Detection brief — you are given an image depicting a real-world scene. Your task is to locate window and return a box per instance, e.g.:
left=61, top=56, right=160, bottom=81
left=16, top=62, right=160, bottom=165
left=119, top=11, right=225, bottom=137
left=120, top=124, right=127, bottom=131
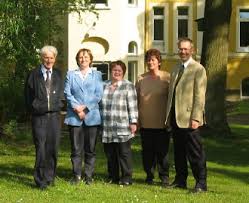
left=128, top=61, right=138, bottom=84
left=92, top=63, right=109, bottom=81
left=177, top=7, right=189, bottom=38
left=237, top=8, right=249, bottom=52
left=128, top=41, right=138, bottom=55
left=128, top=0, right=137, bottom=6
left=90, top=0, right=108, bottom=9
left=90, top=0, right=107, bottom=3
left=173, top=3, right=192, bottom=53
left=153, top=7, right=164, bottom=41
left=150, top=3, right=168, bottom=52
left=241, top=77, right=249, bottom=99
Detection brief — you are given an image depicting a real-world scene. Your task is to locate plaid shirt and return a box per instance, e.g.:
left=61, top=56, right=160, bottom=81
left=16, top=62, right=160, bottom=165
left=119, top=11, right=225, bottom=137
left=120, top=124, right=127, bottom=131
left=101, top=80, right=138, bottom=143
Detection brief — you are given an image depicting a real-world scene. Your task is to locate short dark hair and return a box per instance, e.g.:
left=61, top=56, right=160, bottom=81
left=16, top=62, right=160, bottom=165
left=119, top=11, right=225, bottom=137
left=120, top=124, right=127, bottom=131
left=109, top=60, right=126, bottom=75
left=75, top=48, right=93, bottom=67
left=177, top=37, right=194, bottom=49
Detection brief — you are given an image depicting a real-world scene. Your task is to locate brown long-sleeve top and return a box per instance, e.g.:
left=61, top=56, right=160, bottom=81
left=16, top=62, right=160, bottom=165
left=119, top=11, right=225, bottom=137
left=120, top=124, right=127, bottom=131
left=136, top=70, right=170, bottom=129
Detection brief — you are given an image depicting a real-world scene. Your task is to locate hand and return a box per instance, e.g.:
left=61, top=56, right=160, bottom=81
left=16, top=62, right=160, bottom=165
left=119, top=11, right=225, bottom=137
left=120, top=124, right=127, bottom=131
left=190, top=120, right=199, bottom=129
left=74, top=105, right=86, bottom=113
left=78, top=111, right=86, bottom=120
left=129, top=124, right=137, bottom=135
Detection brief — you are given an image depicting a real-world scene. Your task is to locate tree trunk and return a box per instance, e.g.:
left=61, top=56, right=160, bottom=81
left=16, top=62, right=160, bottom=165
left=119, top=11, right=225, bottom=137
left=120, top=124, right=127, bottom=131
left=201, top=0, right=232, bottom=136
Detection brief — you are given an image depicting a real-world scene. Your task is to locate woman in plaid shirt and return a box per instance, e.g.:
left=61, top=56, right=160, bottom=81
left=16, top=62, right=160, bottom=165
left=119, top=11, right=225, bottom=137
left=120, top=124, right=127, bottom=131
left=101, top=60, right=138, bottom=186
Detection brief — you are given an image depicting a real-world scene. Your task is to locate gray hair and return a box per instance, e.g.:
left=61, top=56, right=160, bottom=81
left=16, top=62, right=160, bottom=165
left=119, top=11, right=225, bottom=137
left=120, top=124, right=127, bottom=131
left=40, top=45, right=58, bottom=57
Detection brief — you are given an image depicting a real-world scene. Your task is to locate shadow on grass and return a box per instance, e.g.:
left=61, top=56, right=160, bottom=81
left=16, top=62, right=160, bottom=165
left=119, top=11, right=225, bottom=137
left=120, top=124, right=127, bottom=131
left=208, top=167, right=249, bottom=185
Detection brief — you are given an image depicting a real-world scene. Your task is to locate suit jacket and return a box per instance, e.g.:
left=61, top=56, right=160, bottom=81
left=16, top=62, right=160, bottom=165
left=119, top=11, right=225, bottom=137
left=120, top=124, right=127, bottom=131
left=64, top=69, right=103, bottom=126
left=25, top=65, right=64, bottom=115
left=165, top=59, right=207, bottom=128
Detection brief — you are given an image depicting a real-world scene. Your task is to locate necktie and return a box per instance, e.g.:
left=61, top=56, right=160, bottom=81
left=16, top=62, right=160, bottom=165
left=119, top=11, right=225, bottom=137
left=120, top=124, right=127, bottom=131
left=45, top=70, right=51, bottom=93
left=175, top=65, right=184, bottom=87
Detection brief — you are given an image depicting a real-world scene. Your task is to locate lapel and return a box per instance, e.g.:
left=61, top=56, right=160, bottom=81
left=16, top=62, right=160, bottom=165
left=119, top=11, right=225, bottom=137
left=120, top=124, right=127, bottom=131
left=172, top=64, right=183, bottom=88
left=37, top=65, right=47, bottom=95
left=74, top=70, right=94, bottom=93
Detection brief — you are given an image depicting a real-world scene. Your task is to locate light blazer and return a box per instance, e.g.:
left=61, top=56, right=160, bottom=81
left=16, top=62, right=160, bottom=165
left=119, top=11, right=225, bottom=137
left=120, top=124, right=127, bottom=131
left=64, top=69, right=103, bottom=126
left=165, top=59, right=207, bottom=128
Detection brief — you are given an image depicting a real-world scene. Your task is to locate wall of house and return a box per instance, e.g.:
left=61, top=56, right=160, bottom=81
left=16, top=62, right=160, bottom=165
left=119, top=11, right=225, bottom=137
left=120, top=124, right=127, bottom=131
left=66, top=0, right=146, bottom=81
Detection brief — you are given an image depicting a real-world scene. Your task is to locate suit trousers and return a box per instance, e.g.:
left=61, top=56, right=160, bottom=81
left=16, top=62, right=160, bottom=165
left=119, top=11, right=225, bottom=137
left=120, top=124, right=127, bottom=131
left=140, top=128, right=170, bottom=181
left=103, top=140, right=132, bottom=183
left=68, top=123, right=98, bottom=179
left=172, top=127, right=207, bottom=187
left=31, top=112, right=61, bottom=187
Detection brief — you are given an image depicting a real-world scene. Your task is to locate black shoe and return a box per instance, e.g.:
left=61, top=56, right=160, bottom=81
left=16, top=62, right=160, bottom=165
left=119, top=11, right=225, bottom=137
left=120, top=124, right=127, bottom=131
left=161, top=179, right=169, bottom=187
left=39, top=184, right=47, bottom=190
left=85, top=177, right=93, bottom=185
left=70, top=175, right=81, bottom=185
left=194, top=187, right=207, bottom=193
left=145, top=178, right=154, bottom=185
left=119, top=181, right=132, bottom=186
left=169, top=181, right=187, bottom=189
left=194, top=183, right=207, bottom=193
left=47, top=180, right=55, bottom=187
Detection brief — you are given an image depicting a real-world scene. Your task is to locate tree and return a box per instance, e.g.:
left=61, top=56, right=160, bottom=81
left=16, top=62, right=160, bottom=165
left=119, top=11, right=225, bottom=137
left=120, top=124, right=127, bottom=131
left=0, top=0, right=96, bottom=122
left=200, top=0, right=232, bottom=136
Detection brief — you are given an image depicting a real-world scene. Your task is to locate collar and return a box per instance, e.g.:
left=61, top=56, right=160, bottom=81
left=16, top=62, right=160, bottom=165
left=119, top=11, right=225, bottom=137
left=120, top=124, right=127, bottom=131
left=106, top=80, right=123, bottom=87
left=182, top=57, right=193, bottom=69
left=75, top=67, right=92, bottom=75
left=41, top=64, right=53, bottom=74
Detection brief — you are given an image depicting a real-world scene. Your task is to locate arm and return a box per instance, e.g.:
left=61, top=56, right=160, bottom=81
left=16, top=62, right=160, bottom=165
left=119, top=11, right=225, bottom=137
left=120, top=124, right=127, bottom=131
left=191, top=67, right=207, bottom=128
left=127, top=83, right=138, bottom=133
left=64, top=71, right=81, bottom=109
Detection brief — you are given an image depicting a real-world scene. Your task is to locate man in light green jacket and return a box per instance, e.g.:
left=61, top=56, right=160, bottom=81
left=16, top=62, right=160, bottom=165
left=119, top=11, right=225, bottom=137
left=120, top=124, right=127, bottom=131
left=165, top=37, right=207, bottom=193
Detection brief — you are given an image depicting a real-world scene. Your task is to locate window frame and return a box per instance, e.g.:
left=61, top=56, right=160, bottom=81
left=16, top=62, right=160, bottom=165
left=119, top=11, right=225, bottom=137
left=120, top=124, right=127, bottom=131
left=149, top=3, right=169, bottom=53
left=128, top=41, right=138, bottom=56
left=173, top=2, right=193, bottom=53
left=236, top=7, right=249, bottom=52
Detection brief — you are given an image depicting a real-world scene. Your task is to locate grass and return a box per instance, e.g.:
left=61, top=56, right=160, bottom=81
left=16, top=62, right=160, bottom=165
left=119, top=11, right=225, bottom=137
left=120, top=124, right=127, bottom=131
left=1, top=105, right=249, bottom=202
left=0, top=128, right=249, bottom=203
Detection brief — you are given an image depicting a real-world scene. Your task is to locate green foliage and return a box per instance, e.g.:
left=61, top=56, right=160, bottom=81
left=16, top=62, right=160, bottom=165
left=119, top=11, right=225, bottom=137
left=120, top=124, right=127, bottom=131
left=0, top=0, right=97, bottom=123
left=2, top=120, right=18, bottom=139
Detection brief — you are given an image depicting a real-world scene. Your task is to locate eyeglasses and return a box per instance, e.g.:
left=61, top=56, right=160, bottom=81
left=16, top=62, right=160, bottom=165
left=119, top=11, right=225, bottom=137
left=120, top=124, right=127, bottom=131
left=178, top=48, right=192, bottom=52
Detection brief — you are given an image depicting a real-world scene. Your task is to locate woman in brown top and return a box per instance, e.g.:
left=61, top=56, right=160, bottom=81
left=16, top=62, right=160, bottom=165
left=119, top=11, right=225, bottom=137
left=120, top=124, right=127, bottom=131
left=136, top=48, right=170, bottom=186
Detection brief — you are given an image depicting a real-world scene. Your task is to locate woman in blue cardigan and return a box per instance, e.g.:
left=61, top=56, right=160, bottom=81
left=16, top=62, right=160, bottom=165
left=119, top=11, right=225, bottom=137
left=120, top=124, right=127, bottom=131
left=64, top=48, right=103, bottom=185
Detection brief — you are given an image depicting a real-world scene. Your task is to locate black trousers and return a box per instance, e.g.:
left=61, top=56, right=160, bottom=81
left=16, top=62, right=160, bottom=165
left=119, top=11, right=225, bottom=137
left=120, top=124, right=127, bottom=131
left=31, top=112, right=61, bottom=187
left=172, top=127, right=207, bottom=187
left=140, top=128, right=170, bottom=181
left=68, top=124, right=98, bottom=179
left=103, top=141, right=132, bottom=183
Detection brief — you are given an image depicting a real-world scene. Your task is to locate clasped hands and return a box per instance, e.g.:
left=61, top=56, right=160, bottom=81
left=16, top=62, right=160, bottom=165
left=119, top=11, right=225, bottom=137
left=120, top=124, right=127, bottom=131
left=74, top=105, right=86, bottom=120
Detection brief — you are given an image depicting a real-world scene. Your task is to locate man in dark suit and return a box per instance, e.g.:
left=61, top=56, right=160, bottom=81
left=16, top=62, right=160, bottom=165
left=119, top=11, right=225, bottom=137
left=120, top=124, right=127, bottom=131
left=25, top=45, right=64, bottom=190
left=165, top=37, right=207, bottom=192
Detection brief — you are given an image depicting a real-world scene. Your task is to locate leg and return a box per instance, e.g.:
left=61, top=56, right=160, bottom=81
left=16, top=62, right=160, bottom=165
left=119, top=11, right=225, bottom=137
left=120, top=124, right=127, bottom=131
left=69, top=125, right=84, bottom=177
left=103, top=143, right=120, bottom=183
left=172, top=128, right=188, bottom=187
left=32, top=115, right=48, bottom=188
left=186, top=128, right=207, bottom=191
left=45, top=113, right=61, bottom=184
left=155, top=129, right=170, bottom=185
left=83, top=125, right=98, bottom=182
left=140, top=128, right=156, bottom=182
left=119, top=140, right=133, bottom=184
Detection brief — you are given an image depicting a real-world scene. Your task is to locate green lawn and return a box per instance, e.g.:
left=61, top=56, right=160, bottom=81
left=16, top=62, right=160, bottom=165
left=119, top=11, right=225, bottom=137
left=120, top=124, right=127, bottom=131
left=0, top=123, right=249, bottom=203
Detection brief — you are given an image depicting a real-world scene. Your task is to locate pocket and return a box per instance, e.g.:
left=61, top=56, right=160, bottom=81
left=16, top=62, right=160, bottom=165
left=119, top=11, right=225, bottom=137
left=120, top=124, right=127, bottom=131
left=187, top=107, right=192, bottom=112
